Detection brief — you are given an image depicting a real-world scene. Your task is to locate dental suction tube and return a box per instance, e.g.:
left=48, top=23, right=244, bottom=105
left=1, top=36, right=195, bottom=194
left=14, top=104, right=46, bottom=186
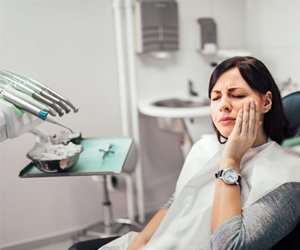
left=2, top=70, right=78, bottom=113
left=0, top=88, right=73, bottom=133
left=0, top=74, right=64, bottom=116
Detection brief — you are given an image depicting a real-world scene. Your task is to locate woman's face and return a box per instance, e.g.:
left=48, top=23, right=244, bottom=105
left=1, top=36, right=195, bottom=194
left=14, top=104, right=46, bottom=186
left=210, top=67, right=265, bottom=138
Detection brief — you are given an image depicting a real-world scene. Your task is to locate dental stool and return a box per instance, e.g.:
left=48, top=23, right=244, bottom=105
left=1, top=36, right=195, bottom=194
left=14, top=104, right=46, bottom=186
left=74, top=143, right=142, bottom=241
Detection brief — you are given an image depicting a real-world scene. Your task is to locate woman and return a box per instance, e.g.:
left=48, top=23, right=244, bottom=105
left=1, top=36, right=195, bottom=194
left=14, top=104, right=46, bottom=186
left=103, top=57, right=300, bottom=250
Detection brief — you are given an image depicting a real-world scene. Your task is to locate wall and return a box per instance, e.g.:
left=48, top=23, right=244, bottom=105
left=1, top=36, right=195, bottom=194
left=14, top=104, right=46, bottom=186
left=136, top=0, right=247, bottom=100
left=245, top=0, right=300, bottom=90
left=0, top=0, right=124, bottom=247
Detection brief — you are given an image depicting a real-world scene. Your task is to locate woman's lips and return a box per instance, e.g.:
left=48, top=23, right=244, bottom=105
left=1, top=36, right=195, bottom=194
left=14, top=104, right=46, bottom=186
left=219, top=117, right=236, bottom=125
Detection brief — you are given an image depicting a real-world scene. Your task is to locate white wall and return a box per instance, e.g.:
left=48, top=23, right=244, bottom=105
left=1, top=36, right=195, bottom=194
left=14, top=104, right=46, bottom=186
left=136, top=0, right=246, bottom=100
left=245, top=0, right=300, bottom=89
left=0, top=0, right=125, bottom=247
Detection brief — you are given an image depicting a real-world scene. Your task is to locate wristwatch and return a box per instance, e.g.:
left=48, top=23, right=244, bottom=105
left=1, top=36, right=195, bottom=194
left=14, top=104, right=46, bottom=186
left=215, top=168, right=241, bottom=185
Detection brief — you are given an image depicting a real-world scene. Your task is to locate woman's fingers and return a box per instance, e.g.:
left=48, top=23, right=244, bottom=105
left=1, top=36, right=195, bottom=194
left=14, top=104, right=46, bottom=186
left=231, top=108, right=243, bottom=135
left=249, top=101, right=257, bottom=136
left=241, top=100, right=250, bottom=136
left=239, top=100, right=259, bottom=137
left=252, top=102, right=260, bottom=136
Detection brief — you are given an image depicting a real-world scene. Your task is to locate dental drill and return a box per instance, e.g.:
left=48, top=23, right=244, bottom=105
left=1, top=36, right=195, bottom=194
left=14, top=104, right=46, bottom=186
left=1, top=69, right=79, bottom=113
left=0, top=87, right=73, bottom=133
left=0, top=73, right=64, bottom=116
left=0, top=70, right=71, bottom=113
left=0, top=80, right=57, bottom=116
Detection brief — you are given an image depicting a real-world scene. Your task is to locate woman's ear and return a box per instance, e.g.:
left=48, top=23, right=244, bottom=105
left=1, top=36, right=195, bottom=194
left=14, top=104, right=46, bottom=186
left=263, top=91, right=272, bottom=113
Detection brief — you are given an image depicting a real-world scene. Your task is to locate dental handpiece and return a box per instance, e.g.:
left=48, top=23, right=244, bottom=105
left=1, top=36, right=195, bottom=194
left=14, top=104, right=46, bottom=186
left=2, top=69, right=78, bottom=113
left=0, top=88, right=73, bottom=133
left=0, top=74, right=64, bottom=116
left=0, top=82, right=57, bottom=116
left=0, top=70, right=70, bottom=113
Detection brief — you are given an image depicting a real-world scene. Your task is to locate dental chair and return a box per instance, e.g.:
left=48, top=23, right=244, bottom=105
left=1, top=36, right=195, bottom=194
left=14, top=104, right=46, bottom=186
left=68, top=91, right=300, bottom=250
left=271, top=91, right=300, bottom=249
left=282, top=91, right=300, bottom=137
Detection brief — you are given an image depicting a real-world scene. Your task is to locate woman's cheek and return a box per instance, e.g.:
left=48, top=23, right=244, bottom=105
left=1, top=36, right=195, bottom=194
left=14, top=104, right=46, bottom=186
left=231, top=99, right=245, bottom=112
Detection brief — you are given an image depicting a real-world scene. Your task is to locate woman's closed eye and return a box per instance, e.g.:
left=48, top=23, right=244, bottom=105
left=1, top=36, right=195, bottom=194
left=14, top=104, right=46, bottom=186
left=211, top=94, right=246, bottom=101
left=231, top=94, right=246, bottom=99
left=211, top=96, right=220, bottom=101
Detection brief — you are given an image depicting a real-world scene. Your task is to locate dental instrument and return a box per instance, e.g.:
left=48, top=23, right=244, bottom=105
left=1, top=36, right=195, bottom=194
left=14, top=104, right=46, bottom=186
left=0, top=87, right=73, bottom=133
left=0, top=70, right=71, bottom=113
left=1, top=69, right=78, bottom=113
left=0, top=73, right=64, bottom=116
left=0, top=80, right=57, bottom=116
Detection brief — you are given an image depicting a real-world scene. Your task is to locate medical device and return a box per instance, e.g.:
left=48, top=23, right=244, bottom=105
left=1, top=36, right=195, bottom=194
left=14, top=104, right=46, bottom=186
left=0, top=70, right=77, bottom=142
left=0, top=81, right=57, bottom=116
left=1, top=69, right=78, bottom=113
left=0, top=72, right=64, bottom=116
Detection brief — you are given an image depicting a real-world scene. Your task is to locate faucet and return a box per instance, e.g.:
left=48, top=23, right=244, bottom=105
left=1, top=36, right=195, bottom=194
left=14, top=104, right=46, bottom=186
left=188, top=80, right=199, bottom=97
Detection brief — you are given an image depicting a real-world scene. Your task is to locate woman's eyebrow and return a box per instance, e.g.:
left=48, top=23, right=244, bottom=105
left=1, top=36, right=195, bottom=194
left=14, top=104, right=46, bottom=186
left=212, top=87, right=245, bottom=93
left=228, top=87, right=245, bottom=92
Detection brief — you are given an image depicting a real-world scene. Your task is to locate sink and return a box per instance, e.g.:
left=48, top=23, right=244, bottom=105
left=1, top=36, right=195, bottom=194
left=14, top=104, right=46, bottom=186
left=152, top=98, right=209, bottom=108
left=138, top=96, right=211, bottom=119
left=138, top=96, right=211, bottom=134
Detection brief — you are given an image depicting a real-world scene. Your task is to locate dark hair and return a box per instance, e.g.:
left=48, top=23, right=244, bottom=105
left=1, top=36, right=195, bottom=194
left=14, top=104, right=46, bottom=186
left=208, top=56, right=291, bottom=144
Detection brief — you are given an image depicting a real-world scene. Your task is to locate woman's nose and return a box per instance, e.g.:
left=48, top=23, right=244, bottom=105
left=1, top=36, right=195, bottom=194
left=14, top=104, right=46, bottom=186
left=219, top=97, right=232, bottom=112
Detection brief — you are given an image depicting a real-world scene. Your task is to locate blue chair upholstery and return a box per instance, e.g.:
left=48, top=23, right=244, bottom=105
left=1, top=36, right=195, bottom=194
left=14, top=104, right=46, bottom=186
left=282, top=91, right=300, bottom=137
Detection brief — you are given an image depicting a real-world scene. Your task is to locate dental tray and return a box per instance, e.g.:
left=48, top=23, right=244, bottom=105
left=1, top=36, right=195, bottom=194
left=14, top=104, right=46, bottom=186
left=19, top=137, right=133, bottom=178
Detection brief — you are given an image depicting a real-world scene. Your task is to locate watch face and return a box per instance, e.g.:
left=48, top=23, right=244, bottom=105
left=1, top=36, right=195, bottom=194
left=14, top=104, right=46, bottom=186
left=222, top=168, right=239, bottom=184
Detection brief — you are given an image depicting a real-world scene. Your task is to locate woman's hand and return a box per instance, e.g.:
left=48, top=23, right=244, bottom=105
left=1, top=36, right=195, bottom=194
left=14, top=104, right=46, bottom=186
left=127, top=234, right=146, bottom=250
left=222, top=100, right=261, bottom=167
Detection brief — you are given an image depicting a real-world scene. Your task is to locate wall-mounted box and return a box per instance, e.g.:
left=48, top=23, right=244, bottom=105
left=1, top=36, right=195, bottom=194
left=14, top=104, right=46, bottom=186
left=197, top=17, right=218, bottom=54
left=135, top=0, right=179, bottom=54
